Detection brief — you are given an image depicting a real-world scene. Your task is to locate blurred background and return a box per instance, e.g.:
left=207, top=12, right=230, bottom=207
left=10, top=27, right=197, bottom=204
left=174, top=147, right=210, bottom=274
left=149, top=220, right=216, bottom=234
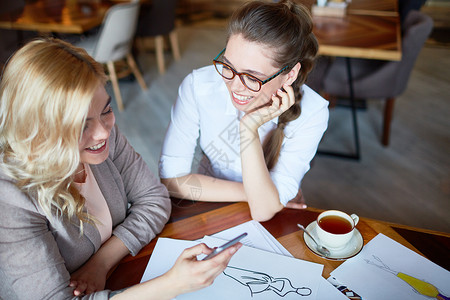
left=0, top=0, right=449, bottom=233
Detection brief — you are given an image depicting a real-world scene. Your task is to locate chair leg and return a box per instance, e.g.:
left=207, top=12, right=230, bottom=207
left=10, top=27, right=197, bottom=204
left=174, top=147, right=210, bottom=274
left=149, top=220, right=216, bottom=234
left=126, top=53, right=148, bottom=91
left=106, top=61, right=124, bottom=112
left=134, top=37, right=143, bottom=52
left=155, top=35, right=165, bottom=74
left=169, top=30, right=181, bottom=61
left=382, top=97, right=395, bottom=146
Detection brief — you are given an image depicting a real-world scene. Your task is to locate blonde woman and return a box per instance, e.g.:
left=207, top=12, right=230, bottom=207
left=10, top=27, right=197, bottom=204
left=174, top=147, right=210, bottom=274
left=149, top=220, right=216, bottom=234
left=0, top=38, right=240, bottom=299
left=159, top=0, right=329, bottom=221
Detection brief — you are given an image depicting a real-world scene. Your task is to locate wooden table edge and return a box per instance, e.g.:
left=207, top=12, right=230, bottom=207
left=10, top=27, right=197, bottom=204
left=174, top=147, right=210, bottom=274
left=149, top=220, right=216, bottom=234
left=106, top=202, right=450, bottom=289
left=319, top=45, right=402, bottom=61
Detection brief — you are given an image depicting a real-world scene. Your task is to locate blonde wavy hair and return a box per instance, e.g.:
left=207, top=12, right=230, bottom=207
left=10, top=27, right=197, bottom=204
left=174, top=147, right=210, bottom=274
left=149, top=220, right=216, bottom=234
left=0, top=38, right=107, bottom=227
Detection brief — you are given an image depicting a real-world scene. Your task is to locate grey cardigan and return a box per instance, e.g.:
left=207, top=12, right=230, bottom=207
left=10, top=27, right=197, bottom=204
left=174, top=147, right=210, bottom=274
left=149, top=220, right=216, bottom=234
left=0, top=125, right=171, bottom=299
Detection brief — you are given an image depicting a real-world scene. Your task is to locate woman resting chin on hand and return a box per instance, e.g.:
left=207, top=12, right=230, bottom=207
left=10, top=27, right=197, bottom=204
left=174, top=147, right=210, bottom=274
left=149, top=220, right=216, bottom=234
left=159, top=0, right=329, bottom=221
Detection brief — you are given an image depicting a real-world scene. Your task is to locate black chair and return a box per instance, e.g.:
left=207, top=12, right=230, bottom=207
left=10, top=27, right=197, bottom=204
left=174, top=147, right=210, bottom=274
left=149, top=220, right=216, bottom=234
left=135, top=0, right=180, bottom=74
left=0, top=0, right=25, bottom=16
left=0, top=0, right=27, bottom=63
left=398, top=0, right=427, bottom=24
left=319, top=10, right=433, bottom=146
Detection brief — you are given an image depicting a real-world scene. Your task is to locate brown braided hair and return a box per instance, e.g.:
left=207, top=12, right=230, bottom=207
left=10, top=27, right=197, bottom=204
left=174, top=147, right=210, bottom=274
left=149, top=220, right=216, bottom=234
left=227, top=0, right=318, bottom=170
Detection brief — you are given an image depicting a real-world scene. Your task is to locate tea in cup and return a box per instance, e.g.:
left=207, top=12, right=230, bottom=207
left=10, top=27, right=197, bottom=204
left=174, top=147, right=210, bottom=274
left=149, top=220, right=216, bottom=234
left=316, top=210, right=359, bottom=249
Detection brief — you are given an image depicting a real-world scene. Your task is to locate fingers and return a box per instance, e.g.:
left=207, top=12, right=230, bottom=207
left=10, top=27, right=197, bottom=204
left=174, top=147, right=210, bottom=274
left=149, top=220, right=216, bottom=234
left=283, top=84, right=295, bottom=103
left=71, top=281, right=87, bottom=296
left=70, top=279, right=101, bottom=296
left=198, top=243, right=242, bottom=283
left=167, top=242, right=242, bottom=295
left=209, top=242, right=241, bottom=260
left=181, top=242, right=240, bottom=264
left=270, top=84, right=295, bottom=113
left=242, top=84, right=295, bottom=129
left=206, top=243, right=242, bottom=269
left=71, top=280, right=100, bottom=296
left=276, top=84, right=295, bottom=110
left=181, top=243, right=213, bottom=259
left=285, top=201, right=308, bottom=209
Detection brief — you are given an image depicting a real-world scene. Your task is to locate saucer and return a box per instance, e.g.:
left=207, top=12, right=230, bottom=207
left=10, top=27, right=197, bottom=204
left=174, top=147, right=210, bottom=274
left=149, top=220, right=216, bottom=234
left=303, top=221, right=363, bottom=260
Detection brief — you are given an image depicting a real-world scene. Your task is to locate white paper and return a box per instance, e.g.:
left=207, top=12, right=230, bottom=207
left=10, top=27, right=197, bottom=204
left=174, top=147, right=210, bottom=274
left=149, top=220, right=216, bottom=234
left=142, top=236, right=324, bottom=299
left=317, top=277, right=350, bottom=300
left=331, top=233, right=450, bottom=300
left=211, top=222, right=346, bottom=299
left=253, top=221, right=293, bottom=256
left=140, top=238, right=197, bottom=284
left=211, top=220, right=292, bottom=256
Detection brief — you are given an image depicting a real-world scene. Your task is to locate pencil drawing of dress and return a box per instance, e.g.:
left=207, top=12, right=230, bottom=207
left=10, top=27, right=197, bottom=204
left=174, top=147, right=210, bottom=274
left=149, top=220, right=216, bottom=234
left=223, top=266, right=312, bottom=297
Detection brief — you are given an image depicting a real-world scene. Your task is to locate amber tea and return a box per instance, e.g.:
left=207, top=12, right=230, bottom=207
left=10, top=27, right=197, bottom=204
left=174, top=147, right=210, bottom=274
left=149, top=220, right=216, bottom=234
left=318, top=215, right=353, bottom=234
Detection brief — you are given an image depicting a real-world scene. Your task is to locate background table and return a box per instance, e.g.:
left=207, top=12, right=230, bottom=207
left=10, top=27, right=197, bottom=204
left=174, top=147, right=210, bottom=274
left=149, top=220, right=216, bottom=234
left=0, top=0, right=112, bottom=34
left=314, top=14, right=401, bottom=61
left=105, top=200, right=450, bottom=291
left=347, top=0, right=399, bottom=17
left=304, top=0, right=402, bottom=159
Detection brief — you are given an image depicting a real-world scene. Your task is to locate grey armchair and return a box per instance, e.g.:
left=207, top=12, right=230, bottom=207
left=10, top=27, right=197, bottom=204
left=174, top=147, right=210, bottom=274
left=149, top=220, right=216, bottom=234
left=319, top=10, right=433, bottom=146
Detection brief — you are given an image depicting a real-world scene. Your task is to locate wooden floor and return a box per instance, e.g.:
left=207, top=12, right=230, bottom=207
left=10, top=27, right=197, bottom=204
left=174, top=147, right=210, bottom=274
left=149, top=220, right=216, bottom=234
left=109, top=22, right=449, bottom=234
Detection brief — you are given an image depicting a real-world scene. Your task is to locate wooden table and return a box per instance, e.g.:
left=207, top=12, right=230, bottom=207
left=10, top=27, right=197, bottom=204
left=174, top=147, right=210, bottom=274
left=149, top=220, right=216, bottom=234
left=347, top=0, right=399, bottom=17
left=0, top=0, right=112, bottom=34
left=295, top=0, right=402, bottom=61
left=105, top=200, right=450, bottom=291
left=302, top=0, right=402, bottom=159
left=314, top=14, right=401, bottom=61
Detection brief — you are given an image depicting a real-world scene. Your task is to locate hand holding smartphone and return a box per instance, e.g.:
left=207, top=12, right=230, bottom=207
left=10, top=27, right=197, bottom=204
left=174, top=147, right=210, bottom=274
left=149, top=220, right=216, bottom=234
left=202, top=233, right=247, bottom=260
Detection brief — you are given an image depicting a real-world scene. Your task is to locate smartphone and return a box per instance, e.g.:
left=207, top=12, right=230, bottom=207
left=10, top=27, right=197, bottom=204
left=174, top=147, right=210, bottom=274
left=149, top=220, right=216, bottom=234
left=202, top=232, right=247, bottom=260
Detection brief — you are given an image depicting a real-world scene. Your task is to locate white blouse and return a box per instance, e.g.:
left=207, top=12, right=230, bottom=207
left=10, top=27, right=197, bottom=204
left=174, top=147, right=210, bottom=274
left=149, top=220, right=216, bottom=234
left=159, top=65, right=329, bottom=205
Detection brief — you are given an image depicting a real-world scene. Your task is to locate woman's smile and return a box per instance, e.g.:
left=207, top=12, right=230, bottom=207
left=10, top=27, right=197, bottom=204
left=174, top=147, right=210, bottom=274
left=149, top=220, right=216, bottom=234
left=79, top=85, right=115, bottom=165
left=85, top=140, right=107, bottom=153
left=232, top=92, right=253, bottom=105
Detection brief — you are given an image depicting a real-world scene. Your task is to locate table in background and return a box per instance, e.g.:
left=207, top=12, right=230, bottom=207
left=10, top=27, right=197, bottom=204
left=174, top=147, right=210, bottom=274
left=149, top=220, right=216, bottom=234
left=314, top=14, right=401, bottom=61
left=0, top=0, right=113, bottom=34
left=105, top=200, right=450, bottom=290
left=302, top=0, right=402, bottom=159
left=347, top=0, right=399, bottom=16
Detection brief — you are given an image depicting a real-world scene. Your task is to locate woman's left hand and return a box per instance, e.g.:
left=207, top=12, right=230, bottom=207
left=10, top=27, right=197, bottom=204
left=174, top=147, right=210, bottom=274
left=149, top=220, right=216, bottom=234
left=241, top=84, right=295, bottom=132
left=69, top=236, right=129, bottom=296
left=69, top=259, right=108, bottom=296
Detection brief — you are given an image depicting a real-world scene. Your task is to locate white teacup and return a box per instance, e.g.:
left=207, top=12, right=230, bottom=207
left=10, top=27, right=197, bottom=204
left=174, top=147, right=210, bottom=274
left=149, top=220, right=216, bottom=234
left=316, top=210, right=359, bottom=250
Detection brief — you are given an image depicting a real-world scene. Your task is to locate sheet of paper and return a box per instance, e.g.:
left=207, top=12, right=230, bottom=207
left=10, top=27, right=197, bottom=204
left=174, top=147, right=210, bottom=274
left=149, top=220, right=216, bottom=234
left=327, top=276, right=364, bottom=299
left=140, top=238, right=197, bottom=284
left=317, top=277, right=350, bottom=300
left=331, top=233, right=450, bottom=300
left=210, top=221, right=346, bottom=299
left=142, top=236, right=324, bottom=300
left=253, top=221, right=294, bottom=256
left=211, top=220, right=292, bottom=256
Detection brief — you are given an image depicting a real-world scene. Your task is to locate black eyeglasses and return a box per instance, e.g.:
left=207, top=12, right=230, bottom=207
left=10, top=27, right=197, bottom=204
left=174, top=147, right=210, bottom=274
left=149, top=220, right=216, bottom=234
left=213, top=48, right=288, bottom=92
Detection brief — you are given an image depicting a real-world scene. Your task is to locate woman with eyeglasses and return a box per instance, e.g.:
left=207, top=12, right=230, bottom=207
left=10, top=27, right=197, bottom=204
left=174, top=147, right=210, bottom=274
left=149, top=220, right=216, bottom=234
left=0, top=38, right=241, bottom=299
left=159, top=0, right=329, bottom=221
